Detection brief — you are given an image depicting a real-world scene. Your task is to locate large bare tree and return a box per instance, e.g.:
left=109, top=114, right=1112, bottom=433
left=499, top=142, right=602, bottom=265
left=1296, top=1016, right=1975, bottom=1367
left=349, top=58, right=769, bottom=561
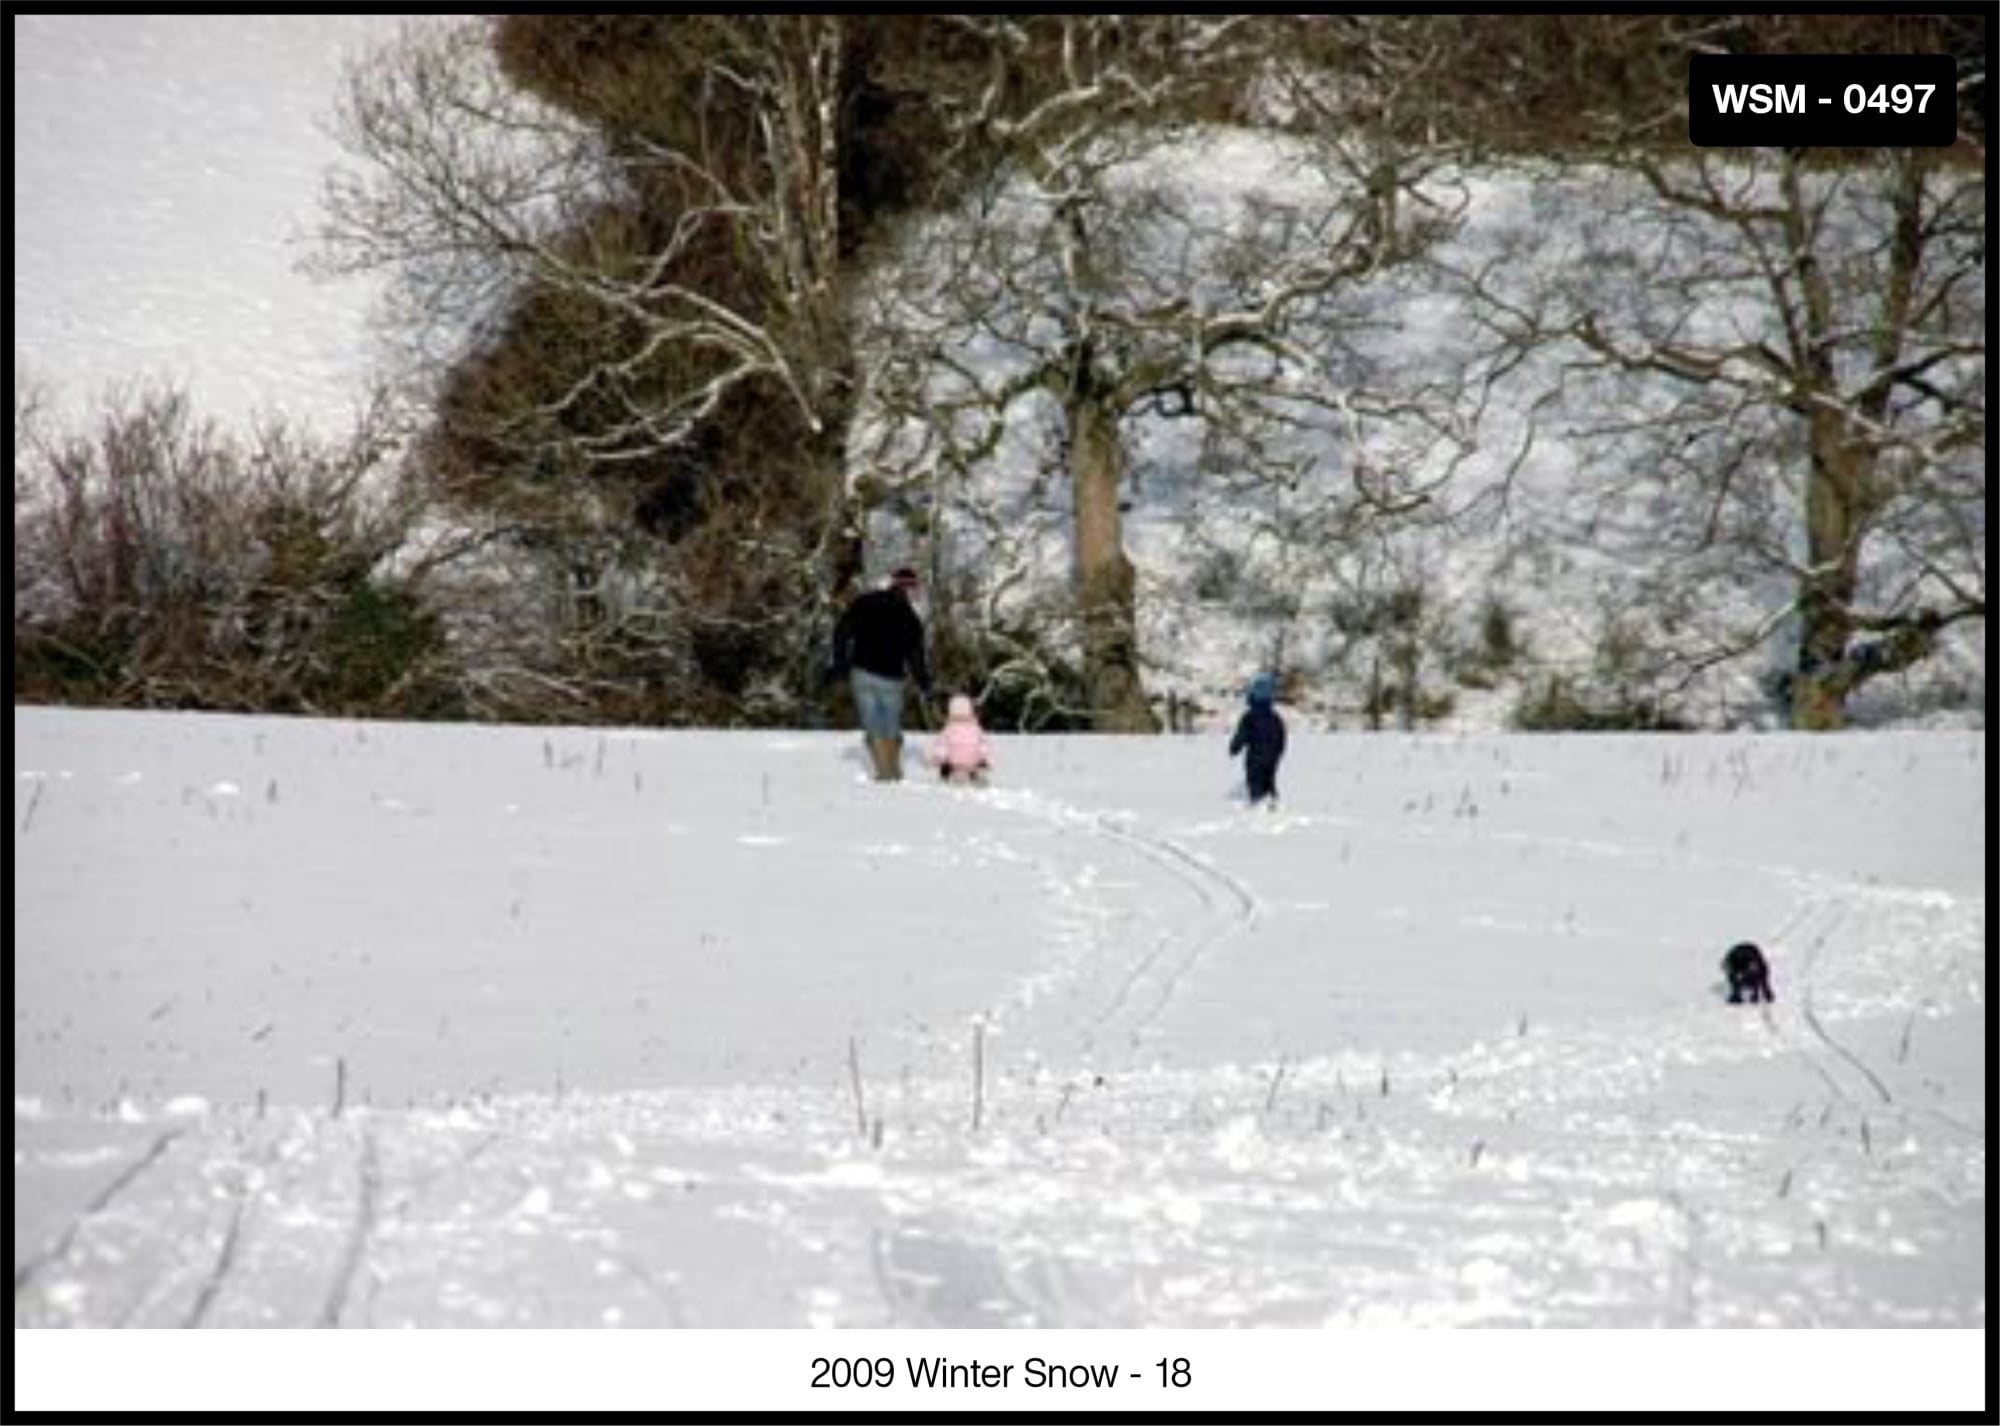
left=316, top=16, right=865, bottom=721
left=1465, top=144, right=1984, bottom=729
left=854, top=15, right=1472, bottom=730
left=319, top=17, right=854, bottom=460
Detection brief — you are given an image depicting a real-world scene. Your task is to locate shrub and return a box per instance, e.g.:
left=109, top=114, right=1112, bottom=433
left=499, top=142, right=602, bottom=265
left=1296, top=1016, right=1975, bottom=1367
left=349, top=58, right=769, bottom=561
left=1477, top=594, right=1525, bottom=671
left=1511, top=675, right=1689, bottom=732
left=13, top=384, right=453, bottom=717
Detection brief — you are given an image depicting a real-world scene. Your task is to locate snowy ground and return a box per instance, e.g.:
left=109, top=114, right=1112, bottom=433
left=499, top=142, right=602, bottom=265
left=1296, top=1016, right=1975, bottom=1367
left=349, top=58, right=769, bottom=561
left=15, top=705, right=1985, bottom=1351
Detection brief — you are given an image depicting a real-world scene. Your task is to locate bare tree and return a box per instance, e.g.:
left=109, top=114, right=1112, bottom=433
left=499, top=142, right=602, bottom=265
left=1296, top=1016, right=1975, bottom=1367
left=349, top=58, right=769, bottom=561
left=318, top=17, right=853, bottom=457
left=1465, top=145, right=1984, bottom=728
left=854, top=15, right=1472, bottom=730
left=13, top=382, right=441, bottom=714
left=315, top=17, right=864, bottom=722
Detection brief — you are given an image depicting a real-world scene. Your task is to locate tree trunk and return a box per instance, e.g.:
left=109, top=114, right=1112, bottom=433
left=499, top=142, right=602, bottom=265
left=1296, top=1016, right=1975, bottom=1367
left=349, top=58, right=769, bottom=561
left=1068, top=392, right=1157, bottom=732
left=1790, top=416, right=1866, bottom=731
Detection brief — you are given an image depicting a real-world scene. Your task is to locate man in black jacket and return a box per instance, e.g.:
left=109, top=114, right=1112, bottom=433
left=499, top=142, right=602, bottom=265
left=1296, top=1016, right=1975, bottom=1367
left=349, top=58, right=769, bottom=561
left=830, top=567, right=932, bottom=781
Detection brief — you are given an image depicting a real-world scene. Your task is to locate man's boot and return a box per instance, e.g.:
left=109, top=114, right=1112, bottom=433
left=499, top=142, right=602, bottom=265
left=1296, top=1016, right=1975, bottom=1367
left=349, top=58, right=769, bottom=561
left=886, top=735, right=904, bottom=782
left=867, top=737, right=898, bottom=782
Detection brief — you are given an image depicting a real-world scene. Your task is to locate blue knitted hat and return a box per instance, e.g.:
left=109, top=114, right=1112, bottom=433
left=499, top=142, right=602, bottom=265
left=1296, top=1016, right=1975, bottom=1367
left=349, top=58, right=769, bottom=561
left=1247, top=672, right=1277, bottom=705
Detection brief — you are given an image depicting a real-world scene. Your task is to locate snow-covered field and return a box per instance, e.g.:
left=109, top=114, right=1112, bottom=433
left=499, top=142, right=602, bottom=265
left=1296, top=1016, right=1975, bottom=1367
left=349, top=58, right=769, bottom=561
left=13, top=706, right=1985, bottom=1404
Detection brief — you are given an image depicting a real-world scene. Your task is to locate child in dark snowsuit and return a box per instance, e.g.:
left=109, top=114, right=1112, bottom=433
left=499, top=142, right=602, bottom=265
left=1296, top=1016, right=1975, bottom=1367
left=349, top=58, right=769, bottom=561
left=1229, top=673, right=1287, bottom=808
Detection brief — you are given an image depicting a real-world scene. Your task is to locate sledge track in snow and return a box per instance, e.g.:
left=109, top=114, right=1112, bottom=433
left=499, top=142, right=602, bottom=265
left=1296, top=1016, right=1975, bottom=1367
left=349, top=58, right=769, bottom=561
left=1774, top=888, right=1959, bottom=1115
left=13, top=1127, right=184, bottom=1297
left=965, top=787, right=1262, bottom=1066
left=1085, top=813, right=1262, bottom=1046
left=1800, top=996, right=1896, bottom=1107
left=1757, top=884, right=1986, bottom=1146
left=1786, top=901, right=1898, bottom=1105
left=316, top=1128, right=382, bottom=1328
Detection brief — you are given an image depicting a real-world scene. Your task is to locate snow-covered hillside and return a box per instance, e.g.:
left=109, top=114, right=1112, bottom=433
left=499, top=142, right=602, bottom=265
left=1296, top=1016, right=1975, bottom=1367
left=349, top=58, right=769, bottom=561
left=13, top=708, right=1985, bottom=1405
left=14, top=15, right=401, bottom=433
left=855, top=137, right=1985, bottom=734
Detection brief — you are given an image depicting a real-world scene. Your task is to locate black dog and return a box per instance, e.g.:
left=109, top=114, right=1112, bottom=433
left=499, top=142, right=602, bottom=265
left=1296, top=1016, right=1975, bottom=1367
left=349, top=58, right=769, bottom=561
left=1722, top=941, right=1775, bottom=1004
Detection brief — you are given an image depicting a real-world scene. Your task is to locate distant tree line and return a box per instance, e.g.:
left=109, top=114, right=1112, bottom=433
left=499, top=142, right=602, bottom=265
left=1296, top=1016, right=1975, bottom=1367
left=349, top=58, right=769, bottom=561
left=13, top=13, right=1986, bottom=729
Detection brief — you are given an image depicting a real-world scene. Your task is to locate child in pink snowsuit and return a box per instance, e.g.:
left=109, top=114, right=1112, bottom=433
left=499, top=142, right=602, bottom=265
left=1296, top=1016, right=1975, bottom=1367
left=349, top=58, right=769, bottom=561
left=927, top=694, right=992, bottom=784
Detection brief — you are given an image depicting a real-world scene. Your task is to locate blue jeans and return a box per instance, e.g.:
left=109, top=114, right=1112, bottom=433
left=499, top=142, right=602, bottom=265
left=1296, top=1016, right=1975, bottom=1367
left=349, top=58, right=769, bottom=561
left=850, top=669, right=905, bottom=739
